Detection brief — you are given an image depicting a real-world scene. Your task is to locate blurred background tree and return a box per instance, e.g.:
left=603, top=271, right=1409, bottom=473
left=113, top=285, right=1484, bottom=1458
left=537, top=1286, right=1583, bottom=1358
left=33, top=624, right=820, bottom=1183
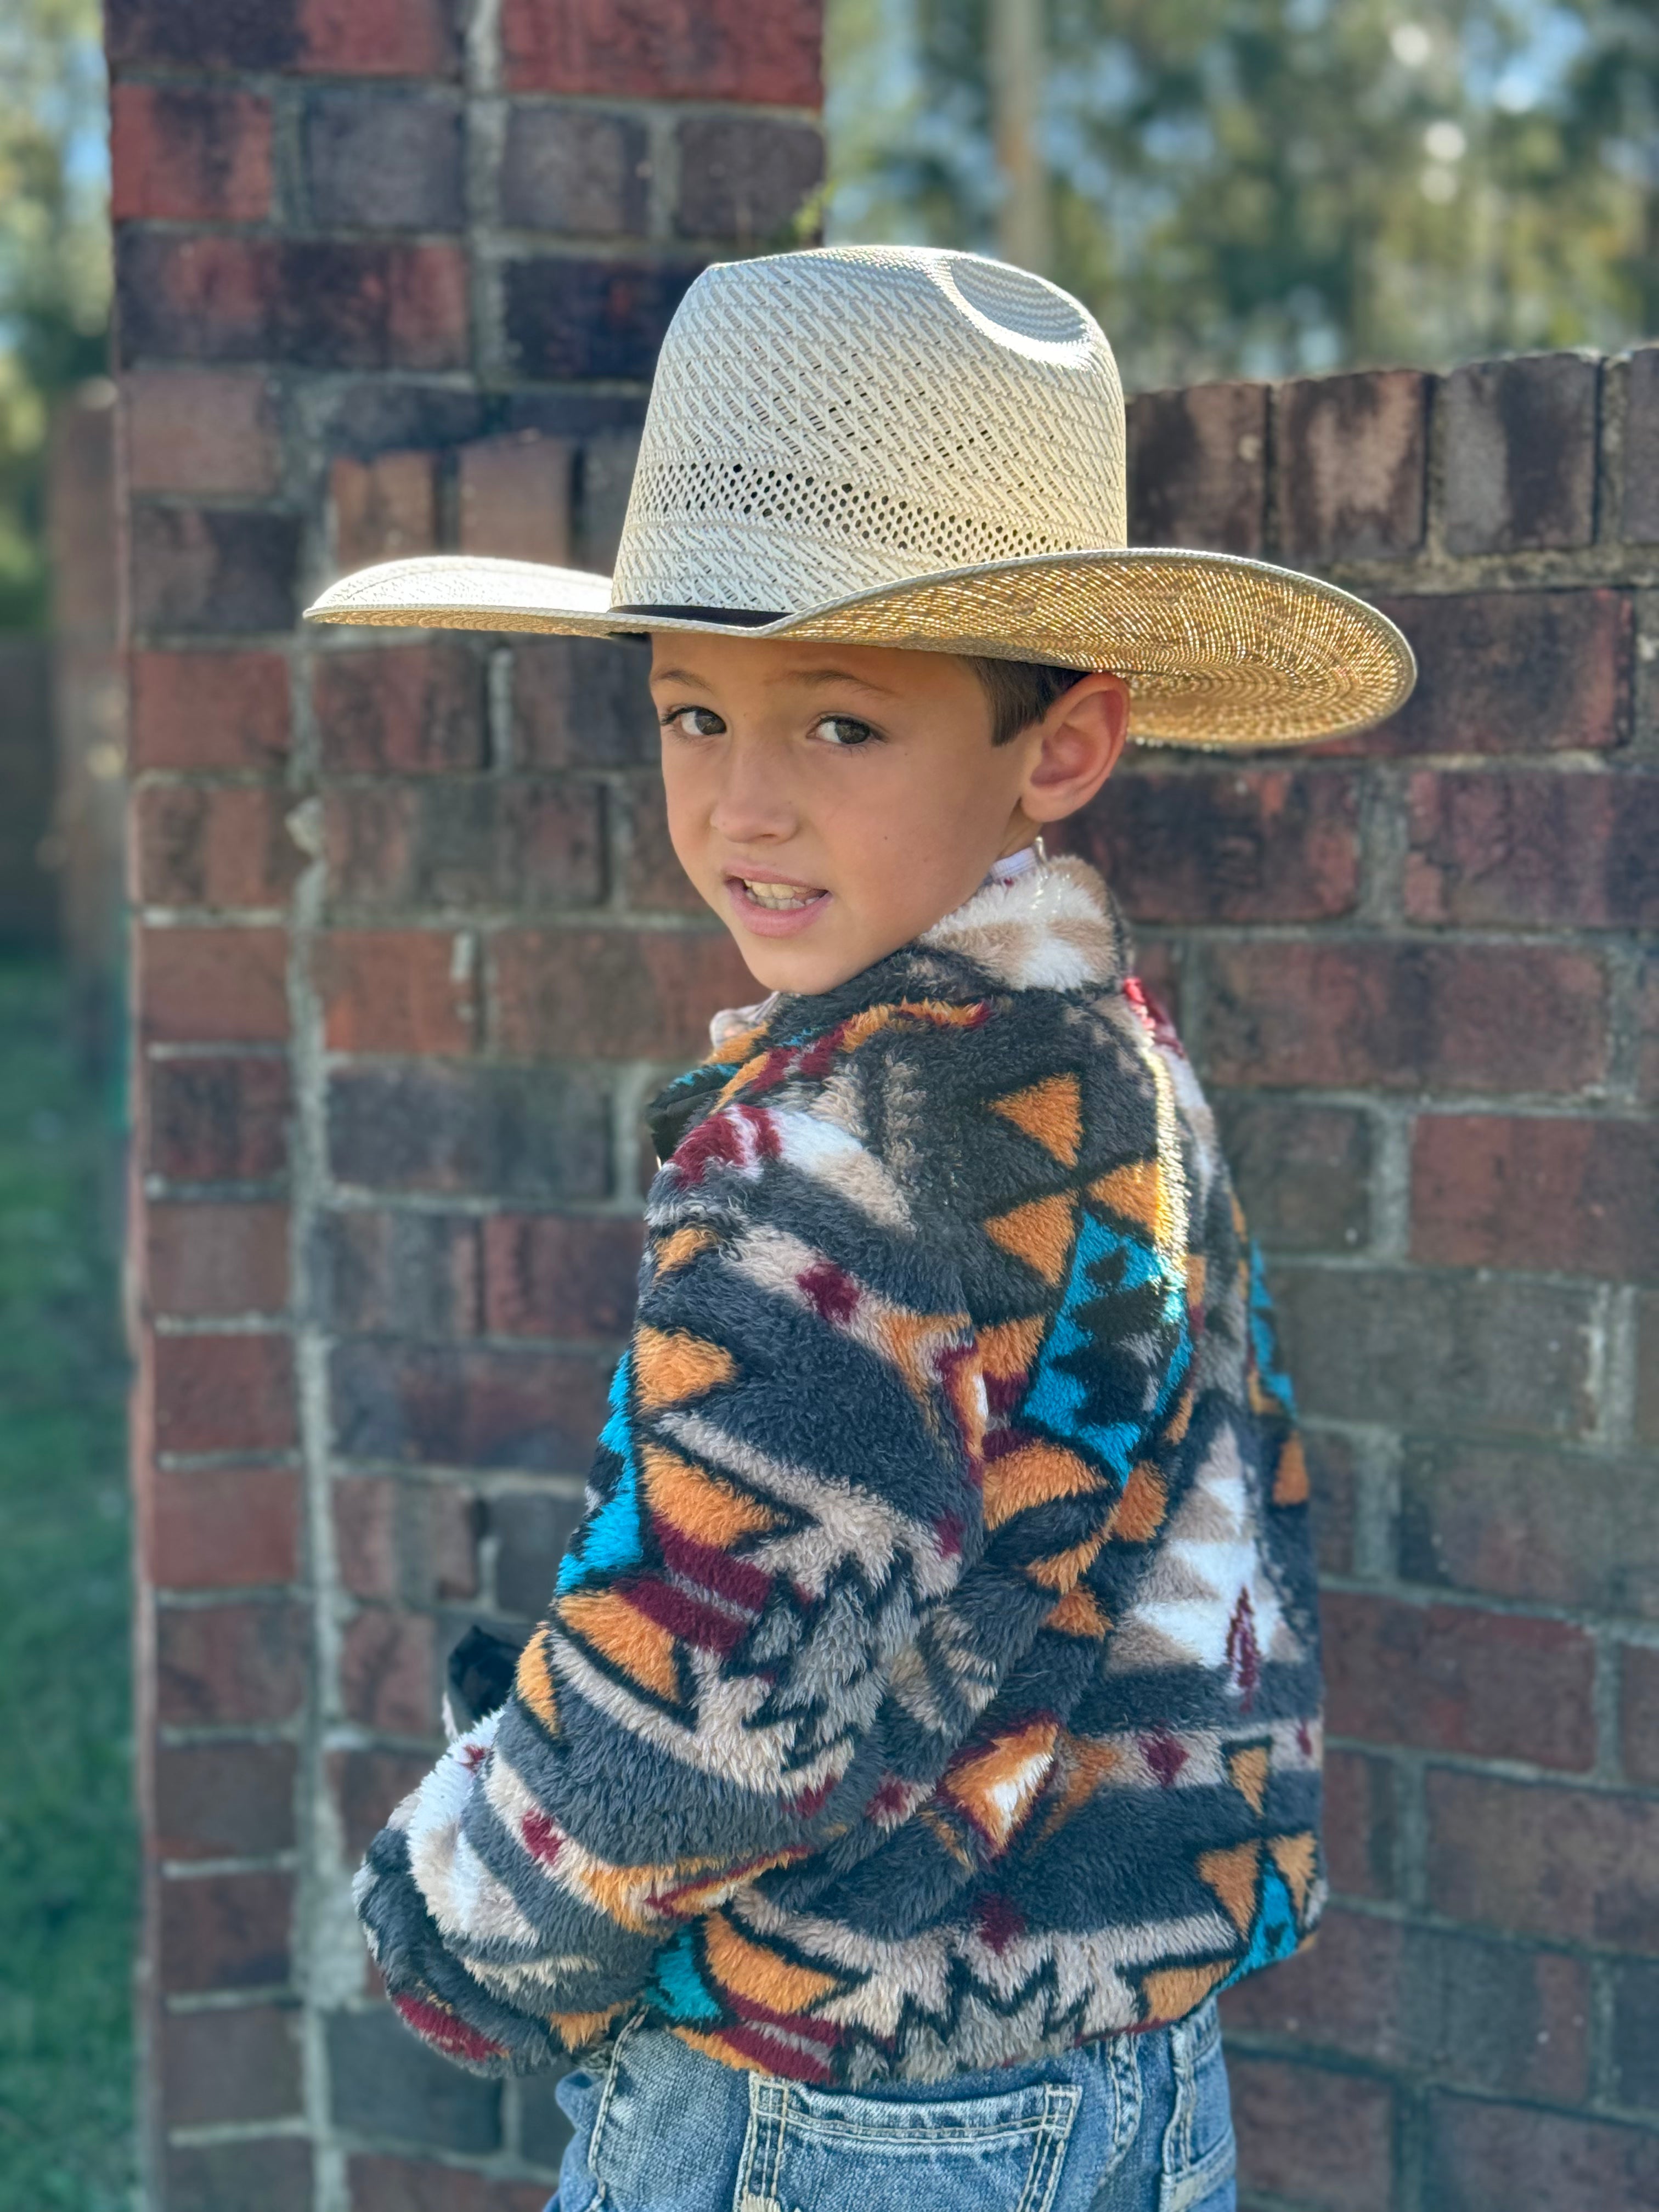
left=825, top=0, right=1658, bottom=387
left=0, top=0, right=110, bottom=631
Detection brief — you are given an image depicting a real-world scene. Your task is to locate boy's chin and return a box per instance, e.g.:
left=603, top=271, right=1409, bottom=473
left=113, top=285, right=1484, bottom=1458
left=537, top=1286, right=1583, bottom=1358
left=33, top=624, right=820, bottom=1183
left=727, top=921, right=885, bottom=999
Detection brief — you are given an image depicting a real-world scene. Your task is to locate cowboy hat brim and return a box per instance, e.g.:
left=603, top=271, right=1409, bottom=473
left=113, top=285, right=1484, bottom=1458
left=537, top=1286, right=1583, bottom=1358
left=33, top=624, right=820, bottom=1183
left=304, top=545, right=1415, bottom=750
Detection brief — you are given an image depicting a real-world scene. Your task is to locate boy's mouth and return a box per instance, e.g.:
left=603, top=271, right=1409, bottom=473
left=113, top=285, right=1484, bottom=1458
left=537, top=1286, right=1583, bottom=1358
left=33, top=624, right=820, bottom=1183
left=725, top=871, right=831, bottom=936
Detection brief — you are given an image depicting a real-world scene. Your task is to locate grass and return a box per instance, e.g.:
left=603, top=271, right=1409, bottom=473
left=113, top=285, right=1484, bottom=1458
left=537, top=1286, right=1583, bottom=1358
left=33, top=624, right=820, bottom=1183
left=0, top=958, right=135, bottom=2207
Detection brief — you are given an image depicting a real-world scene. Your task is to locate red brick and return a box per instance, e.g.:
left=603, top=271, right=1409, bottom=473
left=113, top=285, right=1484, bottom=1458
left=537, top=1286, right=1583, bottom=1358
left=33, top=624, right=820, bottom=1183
left=1401, top=1440, right=1659, bottom=1622
left=1405, top=769, right=1659, bottom=928
left=145, top=1052, right=291, bottom=1181
left=482, top=1214, right=644, bottom=1339
left=166, top=2138, right=313, bottom=2212
left=1626, top=346, right=1659, bottom=543
left=501, top=0, right=821, bottom=103
left=1275, top=368, right=1427, bottom=562
left=155, top=1740, right=297, bottom=1859
left=1442, top=352, right=1600, bottom=555
left=624, top=776, right=703, bottom=912
left=492, top=926, right=755, bottom=1060
left=314, top=641, right=486, bottom=772
left=1126, top=382, right=1266, bottom=555
left=331, top=1341, right=611, bottom=1472
left=1229, top=2055, right=1393, bottom=2212
left=1427, top=1769, right=1659, bottom=1950
left=1638, top=953, right=1659, bottom=1105
left=1221, top=1906, right=1589, bottom=2101
left=125, top=370, right=281, bottom=497
left=159, top=1870, right=292, bottom=1993
left=512, top=635, right=654, bottom=769
left=315, top=930, right=479, bottom=1056
left=1203, top=940, right=1608, bottom=1095
left=1322, top=589, right=1632, bottom=758
left=152, top=1331, right=296, bottom=1455
left=303, top=88, right=464, bottom=230
left=130, top=651, right=291, bottom=772
left=136, top=785, right=304, bottom=911
left=348, top=2155, right=551, bottom=2212
left=298, top=0, right=464, bottom=76
left=324, top=780, right=605, bottom=912
left=111, top=84, right=273, bottom=222
left=151, top=1467, right=301, bottom=1589
left=674, top=115, right=824, bottom=243
left=161, top=2004, right=303, bottom=2128
left=458, top=433, right=573, bottom=564
left=1622, top=1646, right=1659, bottom=1785
left=148, top=1201, right=290, bottom=1317
left=1071, top=766, right=1358, bottom=923
left=1322, top=1747, right=1398, bottom=1901
left=1411, top=1115, right=1659, bottom=1279
left=155, top=1600, right=308, bottom=1724
left=1324, top=1593, right=1595, bottom=1769
left=333, top=1475, right=479, bottom=1602
left=105, top=0, right=454, bottom=75
left=116, top=233, right=469, bottom=373
left=1426, top=2096, right=1659, bottom=2212
left=315, top=1210, right=481, bottom=1337
left=331, top=450, right=438, bottom=569
left=131, top=505, right=301, bottom=636
left=340, top=1608, right=438, bottom=1737
left=1211, top=1098, right=1370, bottom=1255
left=330, top=1749, right=431, bottom=1860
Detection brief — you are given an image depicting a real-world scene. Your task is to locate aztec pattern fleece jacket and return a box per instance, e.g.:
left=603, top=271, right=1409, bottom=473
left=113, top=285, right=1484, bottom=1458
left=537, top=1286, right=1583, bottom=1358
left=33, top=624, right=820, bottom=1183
left=356, top=855, right=1325, bottom=2089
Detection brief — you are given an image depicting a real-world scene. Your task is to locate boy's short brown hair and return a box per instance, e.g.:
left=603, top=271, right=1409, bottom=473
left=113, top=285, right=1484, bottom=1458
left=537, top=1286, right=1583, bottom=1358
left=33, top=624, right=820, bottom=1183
left=966, top=657, right=1082, bottom=745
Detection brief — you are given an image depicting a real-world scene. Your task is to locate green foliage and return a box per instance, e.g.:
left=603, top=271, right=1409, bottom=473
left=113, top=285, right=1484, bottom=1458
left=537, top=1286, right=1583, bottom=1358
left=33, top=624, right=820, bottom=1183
left=0, top=0, right=110, bottom=631
left=826, top=0, right=1659, bottom=383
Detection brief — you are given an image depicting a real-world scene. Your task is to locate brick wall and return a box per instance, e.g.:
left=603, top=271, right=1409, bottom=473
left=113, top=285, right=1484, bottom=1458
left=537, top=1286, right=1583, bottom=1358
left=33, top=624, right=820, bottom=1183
left=110, top=7, right=1657, bottom=2201
left=1102, top=353, right=1659, bottom=2212
left=110, top=4, right=819, bottom=2205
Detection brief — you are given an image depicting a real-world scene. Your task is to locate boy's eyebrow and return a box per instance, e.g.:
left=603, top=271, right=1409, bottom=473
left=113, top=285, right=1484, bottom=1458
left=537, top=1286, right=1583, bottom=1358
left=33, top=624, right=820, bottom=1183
left=648, top=663, right=900, bottom=696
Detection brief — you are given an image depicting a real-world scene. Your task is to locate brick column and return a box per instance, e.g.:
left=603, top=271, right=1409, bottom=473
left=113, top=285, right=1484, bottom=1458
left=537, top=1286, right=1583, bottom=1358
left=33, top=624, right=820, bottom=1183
left=110, top=3, right=822, bottom=2204
left=1097, top=352, right=1659, bottom=2212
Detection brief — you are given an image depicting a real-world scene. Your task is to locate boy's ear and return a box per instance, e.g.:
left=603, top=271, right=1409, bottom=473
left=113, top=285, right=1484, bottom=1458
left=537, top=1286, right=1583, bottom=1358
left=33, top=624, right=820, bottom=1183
left=1018, top=672, right=1130, bottom=825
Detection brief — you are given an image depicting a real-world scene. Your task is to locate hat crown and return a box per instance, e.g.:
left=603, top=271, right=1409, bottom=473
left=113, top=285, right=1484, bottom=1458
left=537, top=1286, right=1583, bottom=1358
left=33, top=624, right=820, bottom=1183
left=611, top=245, right=1127, bottom=617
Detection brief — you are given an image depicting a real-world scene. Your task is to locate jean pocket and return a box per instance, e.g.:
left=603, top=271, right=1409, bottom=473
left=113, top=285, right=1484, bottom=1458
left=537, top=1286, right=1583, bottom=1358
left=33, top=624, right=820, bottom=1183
left=735, top=2074, right=1081, bottom=2212
left=1159, top=2001, right=1235, bottom=2212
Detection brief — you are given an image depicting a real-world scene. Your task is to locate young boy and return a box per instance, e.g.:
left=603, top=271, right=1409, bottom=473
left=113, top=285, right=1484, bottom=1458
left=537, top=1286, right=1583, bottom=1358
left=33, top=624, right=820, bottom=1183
left=308, top=245, right=1413, bottom=2212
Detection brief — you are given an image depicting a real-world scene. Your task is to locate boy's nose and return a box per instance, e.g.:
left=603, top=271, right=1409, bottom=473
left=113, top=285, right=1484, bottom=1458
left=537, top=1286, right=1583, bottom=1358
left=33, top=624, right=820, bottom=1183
left=707, top=740, right=799, bottom=845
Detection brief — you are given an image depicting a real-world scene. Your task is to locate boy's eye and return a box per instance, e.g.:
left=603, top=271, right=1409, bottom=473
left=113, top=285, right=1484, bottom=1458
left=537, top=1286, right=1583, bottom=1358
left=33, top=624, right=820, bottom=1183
left=812, top=714, right=878, bottom=747
left=662, top=706, right=726, bottom=737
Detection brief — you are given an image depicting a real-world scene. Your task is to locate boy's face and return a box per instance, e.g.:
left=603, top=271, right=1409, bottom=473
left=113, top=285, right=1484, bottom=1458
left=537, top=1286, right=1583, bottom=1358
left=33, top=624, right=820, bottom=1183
left=650, top=634, right=1127, bottom=995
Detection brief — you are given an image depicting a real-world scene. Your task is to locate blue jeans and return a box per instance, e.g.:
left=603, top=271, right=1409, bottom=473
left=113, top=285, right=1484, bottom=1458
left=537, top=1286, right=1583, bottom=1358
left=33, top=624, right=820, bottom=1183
left=545, top=1998, right=1235, bottom=2212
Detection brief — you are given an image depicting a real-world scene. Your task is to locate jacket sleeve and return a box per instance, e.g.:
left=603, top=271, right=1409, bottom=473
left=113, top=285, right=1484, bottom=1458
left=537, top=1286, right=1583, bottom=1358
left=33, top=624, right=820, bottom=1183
left=353, top=1093, right=987, bottom=2073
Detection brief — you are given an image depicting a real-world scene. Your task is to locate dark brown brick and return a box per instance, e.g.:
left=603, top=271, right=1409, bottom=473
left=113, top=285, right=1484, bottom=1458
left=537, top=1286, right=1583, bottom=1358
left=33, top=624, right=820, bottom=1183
left=146, top=1053, right=291, bottom=1182
left=1425, top=2095, right=1659, bottom=2212
left=1638, top=952, right=1659, bottom=1107
left=340, top=1607, right=438, bottom=1736
left=511, top=635, right=654, bottom=768
left=674, top=116, right=824, bottom=242
left=155, top=1740, right=297, bottom=1859
left=136, top=785, right=304, bottom=911
left=1402, top=1441, right=1659, bottom=1622
left=1126, top=382, right=1266, bottom=555
left=326, top=1063, right=611, bottom=1199
left=1275, top=368, right=1428, bottom=562
left=165, top=2137, right=313, bottom=2212
left=517, top=2063, right=577, bottom=2174
left=1442, top=352, right=1600, bottom=555
left=1273, top=1266, right=1598, bottom=1440
left=111, top=84, right=273, bottom=222
left=623, top=775, right=703, bottom=912
left=315, top=929, right=479, bottom=1055
left=332, top=1475, right=479, bottom=1603
left=1639, top=1292, right=1659, bottom=1447
left=1612, top=1958, right=1659, bottom=2109
left=348, top=2157, right=555, bottom=2212
left=1411, top=1114, right=1659, bottom=1280
left=156, top=1600, right=308, bottom=1724
left=1204, top=939, right=1609, bottom=1096
left=148, top=1200, right=290, bottom=1317
left=1324, top=1592, right=1595, bottom=1769
left=1322, top=1747, right=1398, bottom=1901
left=1621, top=1646, right=1659, bottom=1786
left=458, top=432, right=574, bottom=565
left=501, top=0, right=822, bottom=104
left=492, top=926, right=755, bottom=1060
left=131, top=506, right=301, bottom=636
left=161, top=2004, right=304, bottom=2128
left=1427, top=1768, right=1659, bottom=1950
left=1624, top=346, right=1659, bottom=544
left=1306, top=1430, right=1358, bottom=1575
left=107, top=0, right=303, bottom=69
left=314, top=1211, right=480, bottom=1338
left=304, top=90, right=464, bottom=230
left=1071, top=766, right=1359, bottom=923
left=489, top=1486, right=585, bottom=1618
left=331, top=1341, right=610, bottom=1472
left=328, top=2005, right=501, bottom=2152
left=160, top=1870, right=292, bottom=1993
left=126, top=371, right=282, bottom=498
left=1323, top=589, right=1632, bottom=757
left=1229, top=2055, right=1393, bottom=2212
left=499, top=106, right=650, bottom=236
left=325, top=780, right=604, bottom=912
left=330, top=450, right=439, bottom=568
left=314, top=641, right=487, bottom=772
left=151, top=1468, right=302, bottom=1589
left=1212, top=1098, right=1370, bottom=1254
left=153, top=1331, right=297, bottom=1454
left=503, top=256, right=700, bottom=383
left=330, top=1747, right=431, bottom=1860
left=481, top=1214, right=643, bottom=1339
left=1405, top=769, right=1659, bottom=928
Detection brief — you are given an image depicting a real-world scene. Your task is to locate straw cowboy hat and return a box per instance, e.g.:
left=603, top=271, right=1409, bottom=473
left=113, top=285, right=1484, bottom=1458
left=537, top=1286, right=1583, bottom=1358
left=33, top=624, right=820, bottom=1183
left=306, top=245, right=1414, bottom=748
